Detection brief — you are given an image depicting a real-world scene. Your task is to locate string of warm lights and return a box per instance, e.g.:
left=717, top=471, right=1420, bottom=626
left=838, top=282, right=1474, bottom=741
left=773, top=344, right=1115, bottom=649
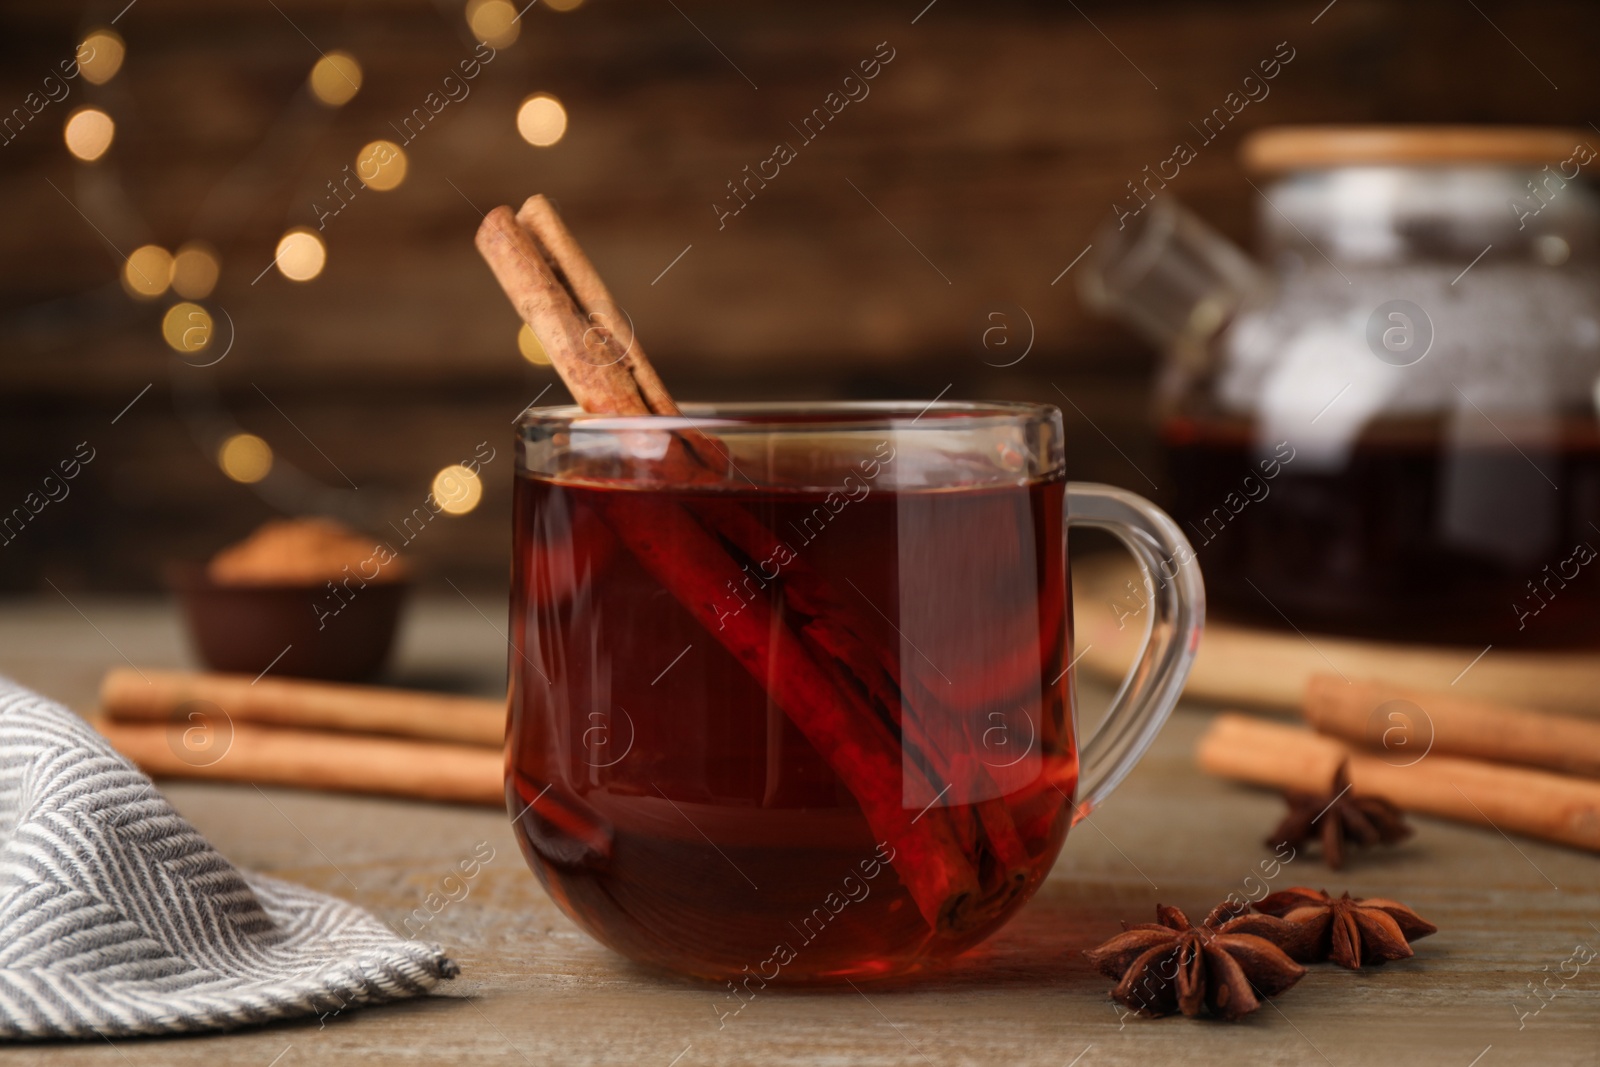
left=64, top=2, right=579, bottom=510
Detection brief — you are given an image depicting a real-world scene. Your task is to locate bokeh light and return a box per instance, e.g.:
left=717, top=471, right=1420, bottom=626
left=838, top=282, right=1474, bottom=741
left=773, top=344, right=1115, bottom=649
left=517, top=323, right=551, bottom=365
left=545, top=0, right=585, bottom=10
left=172, top=242, right=220, bottom=299
left=218, top=434, right=273, bottom=484
left=78, top=29, right=126, bottom=85
left=162, top=303, right=213, bottom=354
left=63, top=107, right=115, bottom=162
left=1536, top=234, right=1571, bottom=267
left=432, top=465, right=483, bottom=515
left=466, top=0, right=521, bottom=47
left=356, top=140, right=408, bottom=192
left=309, top=52, right=363, bottom=107
left=275, top=229, right=327, bottom=282
left=123, top=245, right=173, bottom=298
left=516, top=94, right=567, bottom=147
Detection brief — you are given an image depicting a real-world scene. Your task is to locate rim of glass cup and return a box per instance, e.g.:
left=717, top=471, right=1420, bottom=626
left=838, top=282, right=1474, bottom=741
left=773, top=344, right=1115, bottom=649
left=515, top=400, right=1067, bottom=488
left=515, top=399, right=1060, bottom=435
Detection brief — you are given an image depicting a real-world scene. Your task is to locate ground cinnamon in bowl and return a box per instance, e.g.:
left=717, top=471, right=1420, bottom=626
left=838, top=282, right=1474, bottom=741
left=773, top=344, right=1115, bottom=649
left=208, top=517, right=409, bottom=587
left=174, top=517, right=410, bottom=682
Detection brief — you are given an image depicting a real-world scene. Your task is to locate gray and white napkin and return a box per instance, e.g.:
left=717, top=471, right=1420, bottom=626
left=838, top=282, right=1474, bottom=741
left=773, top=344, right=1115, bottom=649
left=0, top=678, right=457, bottom=1040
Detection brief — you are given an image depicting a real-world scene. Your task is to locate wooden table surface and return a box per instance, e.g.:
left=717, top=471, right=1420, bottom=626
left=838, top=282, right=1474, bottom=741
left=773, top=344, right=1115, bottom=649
left=4, top=596, right=1597, bottom=1066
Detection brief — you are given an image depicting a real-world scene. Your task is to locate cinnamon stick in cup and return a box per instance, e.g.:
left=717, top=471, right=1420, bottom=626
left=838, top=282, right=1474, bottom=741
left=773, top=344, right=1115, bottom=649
left=688, top=497, right=1035, bottom=869
left=477, top=196, right=1034, bottom=932
left=1304, top=674, right=1600, bottom=778
left=1197, top=713, right=1600, bottom=852
left=513, top=196, right=679, bottom=419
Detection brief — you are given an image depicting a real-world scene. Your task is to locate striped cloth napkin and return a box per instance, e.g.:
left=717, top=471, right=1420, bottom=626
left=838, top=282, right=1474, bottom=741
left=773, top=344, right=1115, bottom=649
left=0, top=679, right=457, bottom=1039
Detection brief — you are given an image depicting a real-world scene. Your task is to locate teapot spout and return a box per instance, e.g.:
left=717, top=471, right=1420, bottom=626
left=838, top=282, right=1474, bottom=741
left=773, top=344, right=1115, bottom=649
left=1078, top=197, right=1268, bottom=351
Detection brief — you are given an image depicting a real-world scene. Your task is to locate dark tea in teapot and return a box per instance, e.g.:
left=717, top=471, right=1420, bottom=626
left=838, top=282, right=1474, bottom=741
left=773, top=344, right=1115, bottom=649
left=1165, top=413, right=1600, bottom=646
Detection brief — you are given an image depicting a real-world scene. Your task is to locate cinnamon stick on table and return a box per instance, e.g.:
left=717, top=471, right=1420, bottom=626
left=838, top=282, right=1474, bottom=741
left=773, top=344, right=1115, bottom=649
left=477, top=197, right=1035, bottom=933
left=1196, top=712, right=1600, bottom=852
left=96, top=719, right=502, bottom=806
left=101, top=668, right=505, bottom=748
left=1304, top=674, right=1600, bottom=779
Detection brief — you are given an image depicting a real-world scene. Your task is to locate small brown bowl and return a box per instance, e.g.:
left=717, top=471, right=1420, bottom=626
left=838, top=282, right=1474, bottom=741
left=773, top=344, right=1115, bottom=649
left=169, top=565, right=410, bottom=682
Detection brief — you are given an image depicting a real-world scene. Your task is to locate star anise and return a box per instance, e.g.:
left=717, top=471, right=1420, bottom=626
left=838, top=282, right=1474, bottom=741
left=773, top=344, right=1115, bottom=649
left=1254, top=887, right=1437, bottom=969
left=1267, top=761, right=1411, bottom=869
left=1084, top=901, right=1307, bottom=1020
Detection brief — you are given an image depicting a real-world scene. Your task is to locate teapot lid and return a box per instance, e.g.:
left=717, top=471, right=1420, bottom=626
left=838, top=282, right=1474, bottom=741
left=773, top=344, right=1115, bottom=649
left=1241, top=125, right=1593, bottom=172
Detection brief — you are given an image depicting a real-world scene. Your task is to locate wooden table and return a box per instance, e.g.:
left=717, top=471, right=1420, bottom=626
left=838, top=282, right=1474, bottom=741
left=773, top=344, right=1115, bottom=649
left=5, top=597, right=1597, bottom=1065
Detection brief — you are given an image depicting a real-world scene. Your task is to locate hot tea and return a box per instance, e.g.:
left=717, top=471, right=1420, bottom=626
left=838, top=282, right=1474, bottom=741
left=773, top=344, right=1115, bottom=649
left=506, top=472, right=1078, bottom=981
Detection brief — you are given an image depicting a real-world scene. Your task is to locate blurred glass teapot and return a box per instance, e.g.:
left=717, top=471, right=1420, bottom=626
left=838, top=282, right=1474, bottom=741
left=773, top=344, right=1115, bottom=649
left=1081, top=125, right=1600, bottom=647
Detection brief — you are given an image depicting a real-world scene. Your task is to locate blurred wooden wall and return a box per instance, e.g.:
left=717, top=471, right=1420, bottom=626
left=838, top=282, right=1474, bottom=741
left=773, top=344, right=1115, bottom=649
left=2, top=0, right=1598, bottom=590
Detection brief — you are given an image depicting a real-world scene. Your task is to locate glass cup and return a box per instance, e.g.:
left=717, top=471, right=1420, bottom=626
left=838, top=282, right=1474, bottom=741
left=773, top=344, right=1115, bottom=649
left=506, top=401, right=1203, bottom=982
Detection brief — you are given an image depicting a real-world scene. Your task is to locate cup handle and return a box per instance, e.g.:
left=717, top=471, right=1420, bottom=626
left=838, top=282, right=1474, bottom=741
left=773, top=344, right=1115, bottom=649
left=1065, top=482, right=1205, bottom=822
